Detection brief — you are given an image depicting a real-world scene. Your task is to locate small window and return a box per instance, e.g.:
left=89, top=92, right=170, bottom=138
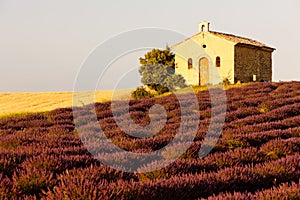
left=188, top=58, right=193, bottom=69
left=216, top=56, right=221, bottom=67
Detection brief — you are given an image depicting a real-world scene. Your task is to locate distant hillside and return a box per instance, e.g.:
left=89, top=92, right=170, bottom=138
left=0, top=82, right=299, bottom=199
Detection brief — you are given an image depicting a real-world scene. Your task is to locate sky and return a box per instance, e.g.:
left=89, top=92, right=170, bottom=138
left=0, top=0, right=299, bottom=92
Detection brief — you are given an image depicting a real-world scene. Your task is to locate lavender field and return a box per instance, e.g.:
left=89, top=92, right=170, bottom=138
left=0, top=82, right=300, bottom=199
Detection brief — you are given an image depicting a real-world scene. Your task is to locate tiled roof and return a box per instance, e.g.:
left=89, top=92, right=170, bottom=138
left=210, top=31, right=275, bottom=49
left=173, top=31, right=275, bottom=50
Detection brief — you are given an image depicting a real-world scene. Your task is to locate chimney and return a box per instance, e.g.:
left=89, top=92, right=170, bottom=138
left=199, top=21, right=210, bottom=32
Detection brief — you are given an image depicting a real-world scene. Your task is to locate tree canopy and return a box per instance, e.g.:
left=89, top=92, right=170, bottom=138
left=137, top=46, right=187, bottom=95
left=139, top=46, right=175, bottom=69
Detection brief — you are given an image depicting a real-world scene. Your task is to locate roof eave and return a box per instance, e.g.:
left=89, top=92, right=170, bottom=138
left=235, top=43, right=276, bottom=52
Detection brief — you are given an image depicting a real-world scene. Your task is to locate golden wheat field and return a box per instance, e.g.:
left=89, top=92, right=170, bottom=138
left=0, top=84, right=245, bottom=118
left=0, top=89, right=134, bottom=118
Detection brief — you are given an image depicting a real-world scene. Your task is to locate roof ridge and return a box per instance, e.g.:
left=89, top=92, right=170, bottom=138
left=212, top=31, right=258, bottom=41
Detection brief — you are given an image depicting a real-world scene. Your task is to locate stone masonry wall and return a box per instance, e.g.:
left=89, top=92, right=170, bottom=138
left=234, top=44, right=272, bottom=83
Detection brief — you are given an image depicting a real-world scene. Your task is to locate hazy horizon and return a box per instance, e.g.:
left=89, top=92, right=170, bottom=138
left=1, top=0, right=300, bottom=92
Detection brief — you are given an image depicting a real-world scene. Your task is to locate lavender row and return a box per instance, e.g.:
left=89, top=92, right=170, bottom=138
left=41, top=154, right=300, bottom=199
left=206, top=180, right=300, bottom=200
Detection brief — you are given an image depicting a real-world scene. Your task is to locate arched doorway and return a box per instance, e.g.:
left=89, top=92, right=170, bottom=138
left=199, top=57, right=209, bottom=85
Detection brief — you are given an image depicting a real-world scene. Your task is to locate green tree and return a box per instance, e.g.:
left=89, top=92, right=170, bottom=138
left=139, top=63, right=186, bottom=94
left=137, top=46, right=187, bottom=95
left=139, top=46, right=175, bottom=69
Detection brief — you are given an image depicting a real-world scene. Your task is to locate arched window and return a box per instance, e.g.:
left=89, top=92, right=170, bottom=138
left=188, top=58, right=193, bottom=69
left=216, top=56, right=221, bottom=67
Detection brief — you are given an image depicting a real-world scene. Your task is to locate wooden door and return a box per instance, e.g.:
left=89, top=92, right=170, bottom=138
left=199, top=57, right=209, bottom=85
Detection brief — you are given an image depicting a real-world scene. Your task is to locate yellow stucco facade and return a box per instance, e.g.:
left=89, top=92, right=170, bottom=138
left=172, top=22, right=275, bottom=85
